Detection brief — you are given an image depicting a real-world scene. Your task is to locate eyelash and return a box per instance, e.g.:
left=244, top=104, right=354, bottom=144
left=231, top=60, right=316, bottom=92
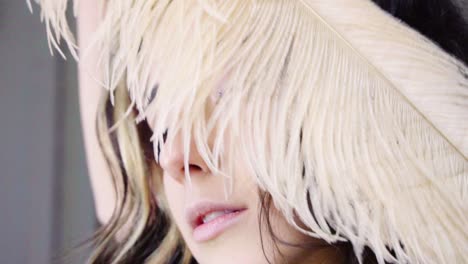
left=156, top=128, right=168, bottom=163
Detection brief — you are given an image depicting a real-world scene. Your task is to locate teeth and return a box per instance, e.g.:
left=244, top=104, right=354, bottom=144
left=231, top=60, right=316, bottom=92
left=202, top=210, right=235, bottom=224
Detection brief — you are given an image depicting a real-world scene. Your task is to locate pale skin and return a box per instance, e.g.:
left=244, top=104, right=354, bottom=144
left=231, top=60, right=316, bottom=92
left=78, top=1, right=343, bottom=263
left=148, top=98, right=345, bottom=264
left=78, top=0, right=116, bottom=224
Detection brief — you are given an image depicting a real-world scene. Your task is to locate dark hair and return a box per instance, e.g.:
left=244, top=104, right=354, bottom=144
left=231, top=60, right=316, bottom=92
left=372, top=0, right=468, bottom=66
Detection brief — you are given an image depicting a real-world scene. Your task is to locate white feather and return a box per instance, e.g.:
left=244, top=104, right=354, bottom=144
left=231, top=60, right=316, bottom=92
left=32, top=1, right=468, bottom=263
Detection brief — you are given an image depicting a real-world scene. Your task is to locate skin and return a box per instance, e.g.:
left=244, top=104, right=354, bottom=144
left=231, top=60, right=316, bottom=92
left=148, top=97, right=345, bottom=264
left=78, top=2, right=345, bottom=262
left=78, top=0, right=116, bottom=224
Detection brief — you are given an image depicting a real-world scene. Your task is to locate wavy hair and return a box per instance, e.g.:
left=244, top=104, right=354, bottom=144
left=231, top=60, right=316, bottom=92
left=31, top=0, right=468, bottom=263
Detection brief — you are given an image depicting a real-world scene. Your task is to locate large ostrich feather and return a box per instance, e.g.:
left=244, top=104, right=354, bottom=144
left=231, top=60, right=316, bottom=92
left=29, top=0, right=467, bottom=263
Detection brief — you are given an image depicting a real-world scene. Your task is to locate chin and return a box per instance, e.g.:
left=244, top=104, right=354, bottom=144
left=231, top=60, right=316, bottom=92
left=187, top=232, right=270, bottom=264
left=193, top=253, right=270, bottom=264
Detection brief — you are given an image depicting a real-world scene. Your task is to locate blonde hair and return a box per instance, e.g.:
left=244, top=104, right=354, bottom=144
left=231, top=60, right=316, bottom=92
left=90, top=80, right=193, bottom=263
left=32, top=0, right=467, bottom=263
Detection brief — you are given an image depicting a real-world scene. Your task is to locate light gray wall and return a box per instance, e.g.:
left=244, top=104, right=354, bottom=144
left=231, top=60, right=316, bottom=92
left=0, top=1, right=96, bottom=264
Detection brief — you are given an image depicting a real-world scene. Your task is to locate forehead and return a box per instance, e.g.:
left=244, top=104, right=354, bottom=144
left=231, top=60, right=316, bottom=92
left=123, top=1, right=275, bottom=113
left=123, top=1, right=300, bottom=140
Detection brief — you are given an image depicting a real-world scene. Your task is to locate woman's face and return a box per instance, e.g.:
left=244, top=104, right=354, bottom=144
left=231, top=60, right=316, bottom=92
left=149, top=98, right=332, bottom=264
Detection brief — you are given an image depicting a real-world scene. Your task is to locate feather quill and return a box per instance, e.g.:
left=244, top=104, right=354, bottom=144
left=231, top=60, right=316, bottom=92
left=30, top=0, right=467, bottom=263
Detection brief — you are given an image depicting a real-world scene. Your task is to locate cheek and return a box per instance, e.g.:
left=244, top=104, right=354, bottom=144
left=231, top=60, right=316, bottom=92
left=162, top=173, right=187, bottom=229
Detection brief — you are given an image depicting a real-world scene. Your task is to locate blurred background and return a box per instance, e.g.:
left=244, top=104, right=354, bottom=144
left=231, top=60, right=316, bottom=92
left=1, top=1, right=96, bottom=263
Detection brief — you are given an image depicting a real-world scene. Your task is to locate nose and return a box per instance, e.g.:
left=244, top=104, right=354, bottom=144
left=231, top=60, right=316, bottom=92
left=158, top=131, right=210, bottom=184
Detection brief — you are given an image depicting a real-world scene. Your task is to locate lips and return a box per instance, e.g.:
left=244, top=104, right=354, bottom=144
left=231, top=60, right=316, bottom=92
left=186, top=201, right=248, bottom=242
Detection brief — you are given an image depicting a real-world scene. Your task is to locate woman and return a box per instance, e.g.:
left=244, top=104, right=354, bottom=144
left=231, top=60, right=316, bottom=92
left=32, top=0, right=467, bottom=263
